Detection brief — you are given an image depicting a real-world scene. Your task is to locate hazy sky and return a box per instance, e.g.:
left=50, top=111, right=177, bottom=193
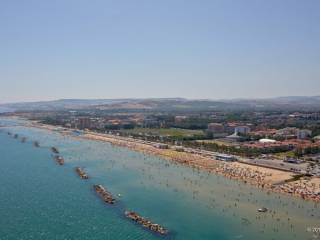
left=1, top=0, right=319, bottom=103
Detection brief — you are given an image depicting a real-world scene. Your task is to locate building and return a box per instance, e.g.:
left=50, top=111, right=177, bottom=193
left=225, top=133, right=243, bottom=142
left=208, top=123, right=224, bottom=132
left=77, top=117, right=91, bottom=129
left=276, top=127, right=298, bottom=139
left=259, top=138, right=276, bottom=143
left=234, top=126, right=250, bottom=135
left=175, top=116, right=188, bottom=123
left=297, top=129, right=312, bottom=139
left=284, top=157, right=301, bottom=164
left=314, top=135, right=320, bottom=142
left=225, top=122, right=238, bottom=133
left=143, top=118, right=159, bottom=128
left=214, top=154, right=237, bottom=162
left=153, top=143, right=169, bottom=149
left=207, top=123, right=227, bottom=138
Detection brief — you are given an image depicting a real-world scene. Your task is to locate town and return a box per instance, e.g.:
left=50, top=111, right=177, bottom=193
left=2, top=0, right=320, bottom=238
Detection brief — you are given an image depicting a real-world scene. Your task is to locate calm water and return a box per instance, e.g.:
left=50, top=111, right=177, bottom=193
left=0, top=118, right=319, bottom=240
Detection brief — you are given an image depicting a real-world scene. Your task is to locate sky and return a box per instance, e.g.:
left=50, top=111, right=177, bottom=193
left=0, top=0, right=319, bottom=103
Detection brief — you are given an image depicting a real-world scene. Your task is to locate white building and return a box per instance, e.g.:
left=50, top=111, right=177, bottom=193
left=259, top=138, right=276, bottom=143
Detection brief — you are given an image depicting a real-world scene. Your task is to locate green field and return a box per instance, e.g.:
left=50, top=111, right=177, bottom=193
left=196, top=139, right=234, bottom=146
left=274, top=151, right=296, bottom=159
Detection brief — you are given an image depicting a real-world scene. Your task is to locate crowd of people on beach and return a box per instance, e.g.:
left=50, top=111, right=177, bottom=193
left=84, top=132, right=320, bottom=204
left=216, top=163, right=270, bottom=187
left=2, top=125, right=320, bottom=239
left=273, top=180, right=320, bottom=202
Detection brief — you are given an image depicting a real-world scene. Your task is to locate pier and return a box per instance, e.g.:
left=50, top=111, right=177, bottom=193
left=125, top=211, right=168, bottom=235
left=93, top=185, right=115, bottom=204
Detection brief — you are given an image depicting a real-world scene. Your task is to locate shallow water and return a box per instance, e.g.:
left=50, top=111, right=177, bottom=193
left=0, top=118, right=319, bottom=240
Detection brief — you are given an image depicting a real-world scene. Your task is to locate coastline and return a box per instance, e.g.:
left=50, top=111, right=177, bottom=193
left=24, top=120, right=320, bottom=202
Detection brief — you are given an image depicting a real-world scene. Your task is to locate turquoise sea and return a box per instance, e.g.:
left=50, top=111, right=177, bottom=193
left=0, top=118, right=319, bottom=240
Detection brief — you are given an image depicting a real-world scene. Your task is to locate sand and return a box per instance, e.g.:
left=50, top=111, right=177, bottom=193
left=26, top=121, right=320, bottom=202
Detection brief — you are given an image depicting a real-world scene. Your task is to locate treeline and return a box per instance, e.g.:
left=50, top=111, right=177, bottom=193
left=183, top=141, right=293, bottom=157
left=294, top=146, right=320, bottom=157
left=104, top=123, right=135, bottom=130
left=41, top=116, right=64, bottom=126
left=118, top=132, right=207, bottom=143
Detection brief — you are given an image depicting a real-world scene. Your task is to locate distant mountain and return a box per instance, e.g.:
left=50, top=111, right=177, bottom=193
left=0, top=98, right=187, bottom=112
left=1, top=96, right=320, bottom=112
left=225, top=96, right=320, bottom=110
left=271, top=96, right=320, bottom=105
left=0, top=106, right=14, bottom=113
left=1, top=99, right=126, bottom=111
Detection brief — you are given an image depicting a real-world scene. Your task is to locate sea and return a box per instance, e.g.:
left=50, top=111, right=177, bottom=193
left=0, top=117, right=319, bottom=240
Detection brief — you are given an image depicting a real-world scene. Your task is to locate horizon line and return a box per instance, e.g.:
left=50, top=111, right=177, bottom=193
left=1, top=95, right=320, bottom=105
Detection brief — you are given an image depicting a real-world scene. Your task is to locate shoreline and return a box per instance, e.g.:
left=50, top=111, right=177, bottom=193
left=15, top=119, right=320, bottom=202
left=82, top=132, right=319, bottom=201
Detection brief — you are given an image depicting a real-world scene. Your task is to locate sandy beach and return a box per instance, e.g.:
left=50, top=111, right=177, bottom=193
left=27, top=121, right=320, bottom=202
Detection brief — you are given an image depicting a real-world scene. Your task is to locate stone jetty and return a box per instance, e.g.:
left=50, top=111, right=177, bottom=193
left=125, top=210, right=168, bottom=235
left=75, top=167, right=89, bottom=179
left=54, top=156, right=64, bottom=165
left=93, top=184, right=115, bottom=204
left=51, top=147, right=59, bottom=154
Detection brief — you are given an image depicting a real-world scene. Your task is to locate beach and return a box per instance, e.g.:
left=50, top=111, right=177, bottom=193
left=1, top=117, right=320, bottom=240
left=25, top=119, right=320, bottom=202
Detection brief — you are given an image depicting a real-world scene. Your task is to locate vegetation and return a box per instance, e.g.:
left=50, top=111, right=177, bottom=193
left=119, top=127, right=206, bottom=142
left=294, top=146, right=320, bottom=157
left=183, top=141, right=293, bottom=157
